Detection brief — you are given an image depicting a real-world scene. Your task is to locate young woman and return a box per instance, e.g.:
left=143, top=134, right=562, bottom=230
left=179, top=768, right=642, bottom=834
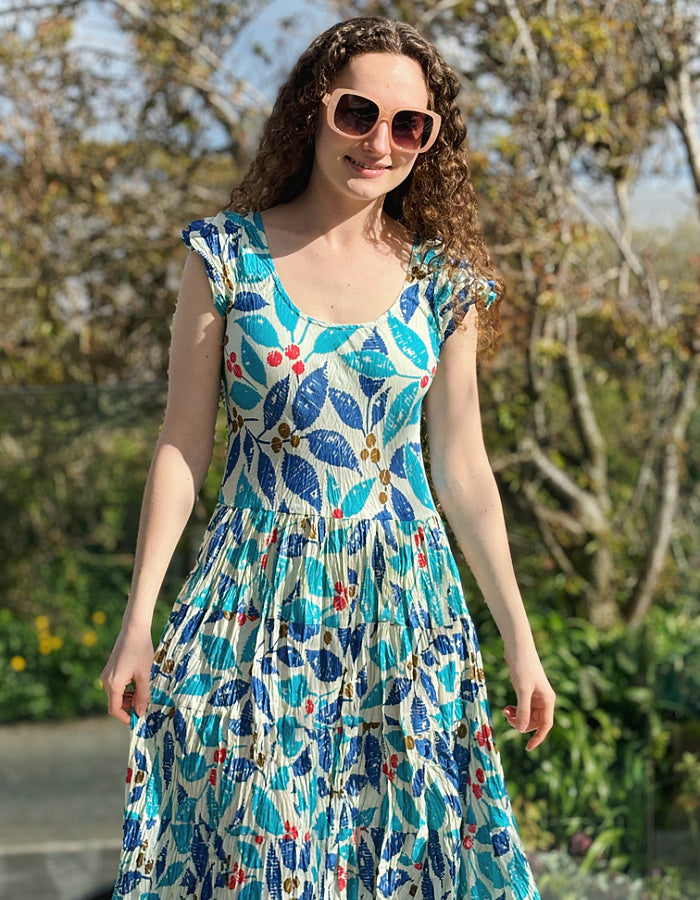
left=102, top=15, right=555, bottom=900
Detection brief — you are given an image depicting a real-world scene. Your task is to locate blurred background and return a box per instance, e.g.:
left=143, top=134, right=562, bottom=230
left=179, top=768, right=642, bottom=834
left=0, top=0, right=698, bottom=898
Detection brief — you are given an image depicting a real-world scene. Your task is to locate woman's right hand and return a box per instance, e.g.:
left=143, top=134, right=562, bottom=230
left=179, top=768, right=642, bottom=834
left=100, top=623, right=154, bottom=725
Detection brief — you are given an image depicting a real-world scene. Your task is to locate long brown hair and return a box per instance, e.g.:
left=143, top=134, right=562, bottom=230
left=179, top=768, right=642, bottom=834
left=227, top=16, right=503, bottom=356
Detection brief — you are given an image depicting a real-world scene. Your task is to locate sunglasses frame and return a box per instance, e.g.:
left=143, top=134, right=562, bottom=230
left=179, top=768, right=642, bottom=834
left=321, top=88, right=442, bottom=154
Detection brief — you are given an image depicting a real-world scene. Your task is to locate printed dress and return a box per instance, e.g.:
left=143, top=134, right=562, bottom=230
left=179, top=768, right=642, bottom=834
left=111, top=209, right=541, bottom=900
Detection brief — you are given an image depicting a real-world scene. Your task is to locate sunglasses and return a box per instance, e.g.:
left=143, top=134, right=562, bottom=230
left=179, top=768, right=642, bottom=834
left=321, top=88, right=442, bottom=154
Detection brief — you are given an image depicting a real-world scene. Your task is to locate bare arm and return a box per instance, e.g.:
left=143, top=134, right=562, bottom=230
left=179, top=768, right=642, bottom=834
left=101, top=251, right=225, bottom=722
left=424, top=305, right=555, bottom=750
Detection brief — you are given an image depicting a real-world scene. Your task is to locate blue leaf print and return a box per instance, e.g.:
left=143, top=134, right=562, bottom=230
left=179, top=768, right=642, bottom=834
left=243, top=429, right=255, bottom=468
left=372, top=534, right=386, bottom=592
left=391, top=485, right=415, bottom=520
left=233, top=291, right=268, bottom=311
left=386, top=677, right=412, bottom=706
left=428, top=827, right=446, bottom=878
left=210, top=678, right=249, bottom=706
left=370, top=388, right=389, bottom=428
left=365, top=733, right=382, bottom=790
left=359, top=373, right=385, bottom=398
left=179, top=607, right=206, bottom=644
left=306, top=429, right=359, bottom=470
left=163, top=730, right=174, bottom=788
left=306, top=648, right=343, bottom=682
left=292, top=364, right=327, bottom=430
left=265, top=843, right=283, bottom=900
left=236, top=313, right=280, bottom=347
left=419, top=670, right=439, bottom=709
left=358, top=837, right=375, bottom=892
left=378, top=867, right=411, bottom=895
left=241, top=334, right=268, bottom=385
left=224, top=431, right=248, bottom=481
left=382, top=830, right=407, bottom=859
left=137, top=710, right=165, bottom=739
left=398, top=281, right=421, bottom=321
left=281, top=452, right=321, bottom=512
left=328, top=388, right=363, bottom=429
left=262, top=376, right=290, bottom=430
left=341, top=349, right=397, bottom=379
left=384, top=382, right=420, bottom=444
left=411, top=766, right=425, bottom=797
left=411, top=696, right=430, bottom=733
left=191, top=823, right=209, bottom=878
left=231, top=380, right=262, bottom=410
left=251, top=675, right=272, bottom=719
left=202, top=523, right=227, bottom=578
left=257, top=450, right=276, bottom=505
left=155, top=844, right=168, bottom=882
left=277, top=644, right=304, bottom=667
left=347, top=519, right=370, bottom=554
left=174, top=650, right=191, bottom=685
left=122, top=814, right=142, bottom=851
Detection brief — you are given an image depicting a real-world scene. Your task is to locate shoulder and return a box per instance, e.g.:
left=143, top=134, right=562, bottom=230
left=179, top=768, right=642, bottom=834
left=182, top=209, right=248, bottom=250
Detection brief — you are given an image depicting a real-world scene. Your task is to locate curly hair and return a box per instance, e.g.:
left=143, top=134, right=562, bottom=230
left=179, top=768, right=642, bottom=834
left=227, top=15, right=503, bottom=357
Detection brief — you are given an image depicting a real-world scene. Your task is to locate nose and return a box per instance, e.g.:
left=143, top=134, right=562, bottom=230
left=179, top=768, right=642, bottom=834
left=362, top=117, right=392, bottom=156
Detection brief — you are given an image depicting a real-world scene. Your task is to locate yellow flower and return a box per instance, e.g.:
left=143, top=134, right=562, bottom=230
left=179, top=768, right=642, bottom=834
left=38, top=639, right=53, bottom=655
left=50, top=635, right=63, bottom=650
left=34, top=615, right=50, bottom=632
left=81, top=629, right=98, bottom=647
left=10, top=655, right=27, bottom=672
left=91, top=610, right=107, bottom=625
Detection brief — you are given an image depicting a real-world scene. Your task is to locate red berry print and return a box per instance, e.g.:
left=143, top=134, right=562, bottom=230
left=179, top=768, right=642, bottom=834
left=420, top=375, right=429, bottom=388
left=292, top=360, right=305, bottom=375
left=233, top=364, right=242, bottom=378
left=209, top=767, right=217, bottom=785
left=473, top=782, right=483, bottom=799
left=255, top=834, right=264, bottom=844
left=462, top=835, right=474, bottom=849
left=476, top=767, right=485, bottom=783
left=468, top=823, right=477, bottom=833
left=260, top=553, right=268, bottom=571
left=285, top=344, right=300, bottom=360
left=305, top=698, right=314, bottom=714
left=267, top=350, right=283, bottom=366
left=226, top=359, right=233, bottom=372
left=126, top=767, right=133, bottom=783
left=332, top=508, right=343, bottom=518
left=417, top=552, right=427, bottom=568
left=283, top=820, right=298, bottom=840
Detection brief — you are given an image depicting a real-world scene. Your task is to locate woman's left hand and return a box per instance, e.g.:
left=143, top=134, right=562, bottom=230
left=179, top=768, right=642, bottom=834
left=502, top=642, right=556, bottom=751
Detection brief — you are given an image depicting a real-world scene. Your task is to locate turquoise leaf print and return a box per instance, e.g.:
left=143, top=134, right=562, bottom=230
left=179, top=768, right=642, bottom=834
left=251, top=784, right=285, bottom=835
left=292, top=365, right=328, bottom=430
left=306, top=429, right=359, bottom=470
left=312, top=328, right=358, bottom=353
left=236, top=313, right=280, bottom=348
left=384, top=382, right=420, bottom=444
left=273, top=287, right=300, bottom=333
left=325, top=469, right=342, bottom=509
left=240, top=335, right=267, bottom=386
left=340, top=478, right=375, bottom=517
left=179, top=752, right=209, bottom=782
left=200, top=634, right=237, bottom=670
left=404, top=443, right=434, bottom=509
left=231, top=380, right=262, bottom=410
left=387, top=313, right=429, bottom=369
left=340, top=349, right=397, bottom=379
left=174, top=673, right=216, bottom=696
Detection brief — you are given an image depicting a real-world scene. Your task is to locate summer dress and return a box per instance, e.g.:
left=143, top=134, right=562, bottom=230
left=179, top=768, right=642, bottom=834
left=110, top=209, right=541, bottom=900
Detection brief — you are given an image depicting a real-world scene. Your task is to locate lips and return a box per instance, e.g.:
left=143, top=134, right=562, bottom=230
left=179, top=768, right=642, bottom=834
left=346, top=155, right=390, bottom=170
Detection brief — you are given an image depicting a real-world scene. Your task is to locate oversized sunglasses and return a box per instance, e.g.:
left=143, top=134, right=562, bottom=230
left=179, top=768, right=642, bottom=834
left=321, top=88, right=442, bottom=153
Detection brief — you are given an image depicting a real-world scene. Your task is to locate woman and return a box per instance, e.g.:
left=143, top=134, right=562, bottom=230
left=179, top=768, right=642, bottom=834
left=102, top=15, right=555, bottom=900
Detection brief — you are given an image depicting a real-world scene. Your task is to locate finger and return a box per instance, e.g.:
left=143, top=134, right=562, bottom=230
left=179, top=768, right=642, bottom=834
left=526, top=702, right=556, bottom=751
left=514, top=692, right=532, bottom=732
left=106, top=686, right=131, bottom=725
left=133, top=674, right=151, bottom=717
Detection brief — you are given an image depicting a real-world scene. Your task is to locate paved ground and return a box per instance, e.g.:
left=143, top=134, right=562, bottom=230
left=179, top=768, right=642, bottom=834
left=0, top=716, right=130, bottom=900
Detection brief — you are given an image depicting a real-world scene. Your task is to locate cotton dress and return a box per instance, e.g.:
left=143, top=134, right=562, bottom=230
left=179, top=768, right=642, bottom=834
left=111, top=209, right=541, bottom=900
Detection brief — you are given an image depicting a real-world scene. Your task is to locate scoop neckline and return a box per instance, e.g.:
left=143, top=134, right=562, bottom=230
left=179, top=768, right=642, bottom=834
left=249, top=210, right=420, bottom=330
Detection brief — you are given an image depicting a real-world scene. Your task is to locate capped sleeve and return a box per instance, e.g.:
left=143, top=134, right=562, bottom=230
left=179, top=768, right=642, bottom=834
left=181, top=211, right=242, bottom=317
left=432, top=257, right=495, bottom=350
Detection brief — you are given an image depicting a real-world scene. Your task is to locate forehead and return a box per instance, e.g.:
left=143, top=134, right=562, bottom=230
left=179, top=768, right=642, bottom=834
left=330, top=53, right=429, bottom=106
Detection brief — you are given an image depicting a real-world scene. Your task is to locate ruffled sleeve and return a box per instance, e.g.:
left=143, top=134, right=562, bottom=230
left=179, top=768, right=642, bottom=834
left=432, top=256, right=496, bottom=350
left=181, top=211, right=242, bottom=317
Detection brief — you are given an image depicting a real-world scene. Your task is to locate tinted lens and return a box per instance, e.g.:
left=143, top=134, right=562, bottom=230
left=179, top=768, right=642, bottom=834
left=334, top=94, right=379, bottom=136
left=392, top=110, right=433, bottom=150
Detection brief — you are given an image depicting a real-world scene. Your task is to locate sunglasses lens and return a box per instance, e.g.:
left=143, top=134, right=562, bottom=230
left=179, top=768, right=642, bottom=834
left=334, top=94, right=379, bottom=136
left=392, top=110, right=434, bottom=151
